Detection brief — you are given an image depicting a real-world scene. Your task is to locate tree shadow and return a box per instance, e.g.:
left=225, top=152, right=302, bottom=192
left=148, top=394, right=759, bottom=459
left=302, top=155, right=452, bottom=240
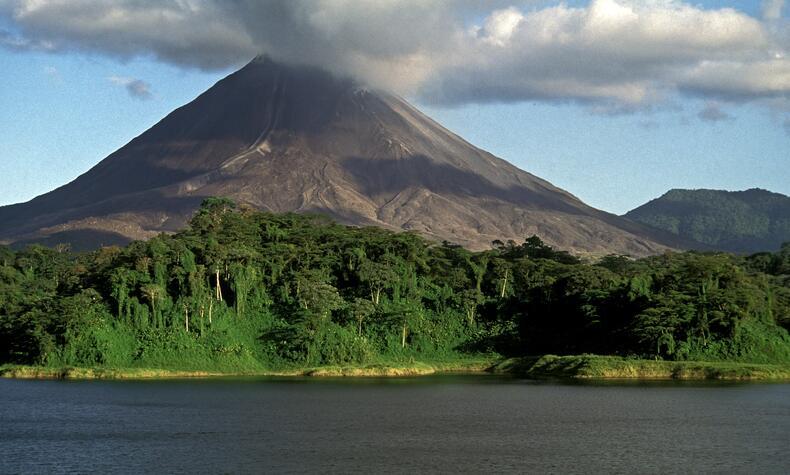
left=9, top=229, right=133, bottom=251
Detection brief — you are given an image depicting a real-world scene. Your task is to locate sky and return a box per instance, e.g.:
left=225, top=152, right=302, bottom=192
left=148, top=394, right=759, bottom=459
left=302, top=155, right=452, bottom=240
left=0, top=0, right=788, bottom=214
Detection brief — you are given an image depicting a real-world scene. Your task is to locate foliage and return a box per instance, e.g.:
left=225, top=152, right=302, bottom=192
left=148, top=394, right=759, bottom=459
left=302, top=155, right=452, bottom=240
left=1, top=198, right=789, bottom=370
left=625, top=188, right=790, bottom=253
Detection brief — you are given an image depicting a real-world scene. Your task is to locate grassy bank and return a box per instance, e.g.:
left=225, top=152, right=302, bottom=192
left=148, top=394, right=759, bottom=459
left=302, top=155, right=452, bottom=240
left=491, top=355, right=790, bottom=381
left=5, top=355, right=790, bottom=381
left=0, top=357, right=494, bottom=380
left=302, top=359, right=493, bottom=377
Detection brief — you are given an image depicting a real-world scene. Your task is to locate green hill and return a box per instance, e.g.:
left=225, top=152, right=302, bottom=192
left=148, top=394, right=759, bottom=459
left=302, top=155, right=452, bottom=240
left=624, top=188, right=790, bottom=253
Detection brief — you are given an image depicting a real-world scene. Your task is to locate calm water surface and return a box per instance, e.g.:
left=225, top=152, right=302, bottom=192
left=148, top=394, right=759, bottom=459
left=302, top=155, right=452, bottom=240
left=0, top=375, right=788, bottom=474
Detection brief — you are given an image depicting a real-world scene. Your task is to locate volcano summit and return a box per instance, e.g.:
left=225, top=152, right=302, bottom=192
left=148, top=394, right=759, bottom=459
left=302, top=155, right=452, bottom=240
left=0, top=57, right=683, bottom=255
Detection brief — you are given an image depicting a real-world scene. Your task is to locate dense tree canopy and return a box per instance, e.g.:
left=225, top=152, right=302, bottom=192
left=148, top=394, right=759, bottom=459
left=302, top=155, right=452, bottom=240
left=625, top=188, right=790, bottom=253
left=1, top=199, right=789, bottom=369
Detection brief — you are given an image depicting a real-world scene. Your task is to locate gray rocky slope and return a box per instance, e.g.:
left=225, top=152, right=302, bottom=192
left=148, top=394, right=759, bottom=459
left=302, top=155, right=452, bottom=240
left=0, top=57, right=690, bottom=255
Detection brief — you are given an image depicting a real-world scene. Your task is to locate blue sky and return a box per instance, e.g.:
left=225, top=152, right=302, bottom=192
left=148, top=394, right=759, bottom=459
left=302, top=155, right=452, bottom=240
left=0, top=51, right=223, bottom=206
left=423, top=100, right=788, bottom=214
left=1, top=0, right=788, bottom=214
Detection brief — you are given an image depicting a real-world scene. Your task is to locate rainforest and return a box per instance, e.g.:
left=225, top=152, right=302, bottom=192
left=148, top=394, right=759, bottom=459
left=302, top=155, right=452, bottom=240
left=2, top=198, right=790, bottom=378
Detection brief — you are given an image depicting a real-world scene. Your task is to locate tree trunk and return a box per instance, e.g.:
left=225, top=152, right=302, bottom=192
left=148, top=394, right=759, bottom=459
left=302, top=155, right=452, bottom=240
left=215, top=269, right=223, bottom=301
left=184, top=305, right=189, bottom=332
left=401, top=323, right=407, bottom=348
left=500, top=269, right=509, bottom=298
left=208, top=299, right=213, bottom=325
left=466, top=308, right=475, bottom=326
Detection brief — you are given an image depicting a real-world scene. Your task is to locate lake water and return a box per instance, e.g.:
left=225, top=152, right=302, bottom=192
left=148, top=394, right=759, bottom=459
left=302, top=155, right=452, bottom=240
left=1, top=375, right=788, bottom=474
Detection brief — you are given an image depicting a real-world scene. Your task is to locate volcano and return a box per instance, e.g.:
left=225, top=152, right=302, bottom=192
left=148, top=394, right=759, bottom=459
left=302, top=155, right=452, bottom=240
left=0, top=57, right=686, bottom=255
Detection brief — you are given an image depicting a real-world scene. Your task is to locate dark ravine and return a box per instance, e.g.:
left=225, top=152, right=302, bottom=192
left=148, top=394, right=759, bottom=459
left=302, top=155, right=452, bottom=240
left=0, top=56, right=694, bottom=256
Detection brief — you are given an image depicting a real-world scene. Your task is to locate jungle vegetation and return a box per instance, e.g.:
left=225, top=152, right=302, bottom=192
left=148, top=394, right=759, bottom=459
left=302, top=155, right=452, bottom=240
left=1, top=198, right=789, bottom=371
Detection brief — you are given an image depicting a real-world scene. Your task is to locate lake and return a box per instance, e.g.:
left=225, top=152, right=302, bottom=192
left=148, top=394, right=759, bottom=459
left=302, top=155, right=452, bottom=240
left=1, top=375, right=788, bottom=474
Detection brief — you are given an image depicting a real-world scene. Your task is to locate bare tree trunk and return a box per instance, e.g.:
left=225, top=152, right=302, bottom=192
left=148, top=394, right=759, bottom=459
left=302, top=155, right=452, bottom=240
left=500, top=269, right=509, bottom=298
left=401, top=323, right=407, bottom=348
left=466, top=308, right=475, bottom=326
left=184, top=305, right=189, bottom=332
left=208, top=299, right=213, bottom=325
left=215, top=269, right=223, bottom=301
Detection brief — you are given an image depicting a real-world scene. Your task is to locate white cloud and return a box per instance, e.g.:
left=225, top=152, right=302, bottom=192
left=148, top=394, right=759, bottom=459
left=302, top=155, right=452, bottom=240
left=680, top=60, right=790, bottom=99
left=0, top=0, right=788, bottom=114
left=424, top=1, right=783, bottom=107
left=0, top=27, right=53, bottom=50
left=762, top=0, right=785, bottom=21
left=109, top=75, right=152, bottom=100
left=475, top=7, right=524, bottom=46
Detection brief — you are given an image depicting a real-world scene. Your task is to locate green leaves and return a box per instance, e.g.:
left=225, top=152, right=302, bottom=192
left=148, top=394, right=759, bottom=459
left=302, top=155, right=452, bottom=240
left=2, top=198, right=790, bottom=369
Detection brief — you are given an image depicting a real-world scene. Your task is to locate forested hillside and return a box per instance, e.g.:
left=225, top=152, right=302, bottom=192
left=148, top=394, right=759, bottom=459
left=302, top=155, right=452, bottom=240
left=2, top=198, right=789, bottom=371
left=625, top=188, right=790, bottom=253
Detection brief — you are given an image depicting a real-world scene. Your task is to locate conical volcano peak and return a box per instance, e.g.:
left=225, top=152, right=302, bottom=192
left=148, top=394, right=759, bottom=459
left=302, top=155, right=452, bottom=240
left=0, top=59, right=689, bottom=256
left=219, top=55, right=368, bottom=135
left=249, top=53, right=268, bottom=64
left=237, top=55, right=358, bottom=93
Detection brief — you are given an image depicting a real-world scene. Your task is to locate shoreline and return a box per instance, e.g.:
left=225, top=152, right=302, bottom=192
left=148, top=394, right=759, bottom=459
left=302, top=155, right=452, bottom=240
left=3, top=355, right=790, bottom=381
left=491, top=355, right=790, bottom=381
left=0, top=359, right=494, bottom=381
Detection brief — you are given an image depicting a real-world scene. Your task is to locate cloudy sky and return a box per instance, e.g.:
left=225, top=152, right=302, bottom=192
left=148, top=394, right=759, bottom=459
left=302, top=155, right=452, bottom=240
left=1, top=0, right=788, bottom=213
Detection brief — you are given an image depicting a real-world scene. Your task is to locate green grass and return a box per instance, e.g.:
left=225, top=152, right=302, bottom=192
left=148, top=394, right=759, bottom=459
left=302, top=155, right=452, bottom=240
left=301, top=357, right=493, bottom=376
left=0, top=356, right=494, bottom=380
left=491, top=355, right=790, bottom=380
left=0, top=365, right=260, bottom=380
left=6, top=354, right=790, bottom=381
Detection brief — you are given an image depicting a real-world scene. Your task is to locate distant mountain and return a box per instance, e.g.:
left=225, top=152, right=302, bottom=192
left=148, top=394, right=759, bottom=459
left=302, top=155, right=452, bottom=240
left=0, top=56, right=688, bottom=256
left=624, top=188, right=790, bottom=253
